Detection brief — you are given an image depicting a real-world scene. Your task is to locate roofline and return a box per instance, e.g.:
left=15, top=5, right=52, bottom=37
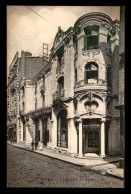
left=74, top=12, right=114, bottom=28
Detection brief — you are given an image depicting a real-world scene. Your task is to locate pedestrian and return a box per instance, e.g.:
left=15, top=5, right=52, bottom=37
left=39, top=142, right=43, bottom=151
left=31, top=140, right=34, bottom=151
left=35, top=141, right=38, bottom=150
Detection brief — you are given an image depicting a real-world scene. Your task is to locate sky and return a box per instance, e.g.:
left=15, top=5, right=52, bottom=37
left=7, top=6, right=120, bottom=75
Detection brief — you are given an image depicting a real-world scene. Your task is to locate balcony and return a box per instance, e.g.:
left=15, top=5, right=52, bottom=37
left=75, top=79, right=107, bottom=93
left=52, top=89, right=65, bottom=101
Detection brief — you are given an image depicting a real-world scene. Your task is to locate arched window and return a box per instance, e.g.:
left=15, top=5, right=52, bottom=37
left=57, top=109, right=68, bottom=148
left=85, top=62, right=98, bottom=84
left=57, top=76, right=64, bottom=97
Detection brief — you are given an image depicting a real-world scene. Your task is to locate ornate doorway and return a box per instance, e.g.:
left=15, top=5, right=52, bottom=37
left=83, top=119, right=100, bottom=154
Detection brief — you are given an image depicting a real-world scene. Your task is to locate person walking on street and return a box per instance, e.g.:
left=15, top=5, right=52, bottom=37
left=35, top=141, right=38, bottom=150
left=31, top=140, right=34, bottom=151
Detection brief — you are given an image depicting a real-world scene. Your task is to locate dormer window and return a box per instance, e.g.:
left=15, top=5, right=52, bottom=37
left=84, top=25, right=99, bottom=50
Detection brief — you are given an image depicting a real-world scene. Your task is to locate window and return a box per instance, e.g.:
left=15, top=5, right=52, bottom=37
left=85, top=62, right=98, bottom=84
left=84, top=25, right=99, bottom=50
left=57, top=76, right=64, bottom=97
left=57, top=109, right=68, bottom=148
left=56, top=45, right=64, bottom=67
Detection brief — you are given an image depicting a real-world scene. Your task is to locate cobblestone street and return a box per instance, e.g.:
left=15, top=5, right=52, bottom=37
left=7, top=144, right=124, bottom=188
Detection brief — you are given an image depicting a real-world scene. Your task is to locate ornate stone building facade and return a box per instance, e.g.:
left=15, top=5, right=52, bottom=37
left=7, top=12, right=121, bottom=158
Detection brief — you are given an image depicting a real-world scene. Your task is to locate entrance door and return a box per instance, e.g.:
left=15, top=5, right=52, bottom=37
left=84, top=127, right=100, bottom=154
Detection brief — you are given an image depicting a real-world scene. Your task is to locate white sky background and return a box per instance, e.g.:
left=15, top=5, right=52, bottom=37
left=7, top=6, right=120, bottom=75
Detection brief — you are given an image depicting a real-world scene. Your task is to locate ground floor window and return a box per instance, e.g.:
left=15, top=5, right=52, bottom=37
left=57, top=109, right=68, bottom=148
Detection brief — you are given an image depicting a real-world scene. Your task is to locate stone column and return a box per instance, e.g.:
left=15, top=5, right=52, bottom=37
left=100, top=118, right=106, bottom=158
left=78, top=119, right=83, bottom=156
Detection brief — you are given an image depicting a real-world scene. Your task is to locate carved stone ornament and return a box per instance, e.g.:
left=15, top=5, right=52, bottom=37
left=83, top=51, right=100, bottom=58
left=100, top=92, right=107, bottom=101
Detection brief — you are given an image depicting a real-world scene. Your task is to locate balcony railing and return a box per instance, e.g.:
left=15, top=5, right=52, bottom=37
left=75, top=79, right=107, bottom=88
left=52, top=89, right=65, bottom=101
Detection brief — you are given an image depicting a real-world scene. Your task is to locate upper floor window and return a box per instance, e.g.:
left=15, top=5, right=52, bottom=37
left=56, top=45, right=64, bottom=67
left=57, top=76, right=64, bottom=97
left=84, top=25, right=99, bottom=50
left=85, top=62, right=98, bottom=84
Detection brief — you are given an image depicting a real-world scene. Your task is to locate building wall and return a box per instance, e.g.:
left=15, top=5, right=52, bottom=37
left=119, top=7, right=125, bottom=55
left=64, top=40, right=75, bottom=98
left=8, top=13, right=121, bottom=157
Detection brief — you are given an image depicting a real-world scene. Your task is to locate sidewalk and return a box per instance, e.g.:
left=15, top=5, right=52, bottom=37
left=7, top=141, right=124, bottom=179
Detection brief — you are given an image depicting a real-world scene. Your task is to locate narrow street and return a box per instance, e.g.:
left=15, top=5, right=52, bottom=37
left=7, top=144, right=124, bottom=188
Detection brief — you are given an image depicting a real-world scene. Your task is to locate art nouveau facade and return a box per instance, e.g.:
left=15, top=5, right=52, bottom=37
left=8, top=12, right=121, bottom=158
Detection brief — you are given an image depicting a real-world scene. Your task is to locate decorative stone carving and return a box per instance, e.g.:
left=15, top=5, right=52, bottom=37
left=92, top=51, right=100, bottom=57
left=83, top=52, right=90, bottom=57
left=83, top=50, right=100, bottom=58
left=100, top=92, right=107, bottom=101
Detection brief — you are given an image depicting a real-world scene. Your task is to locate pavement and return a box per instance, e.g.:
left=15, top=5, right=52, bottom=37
left=7, top=141, right=124, bottom=179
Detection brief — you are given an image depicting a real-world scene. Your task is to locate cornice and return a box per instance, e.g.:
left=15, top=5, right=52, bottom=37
left=74, top=12, right=113, bottom=31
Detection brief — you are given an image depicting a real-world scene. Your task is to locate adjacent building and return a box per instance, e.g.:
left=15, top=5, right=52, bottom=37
left=115, top=7, right=125, bottom=167
left=7, top=12, right=122, bottom=158
left=7, top=51, right=48, bottom=142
